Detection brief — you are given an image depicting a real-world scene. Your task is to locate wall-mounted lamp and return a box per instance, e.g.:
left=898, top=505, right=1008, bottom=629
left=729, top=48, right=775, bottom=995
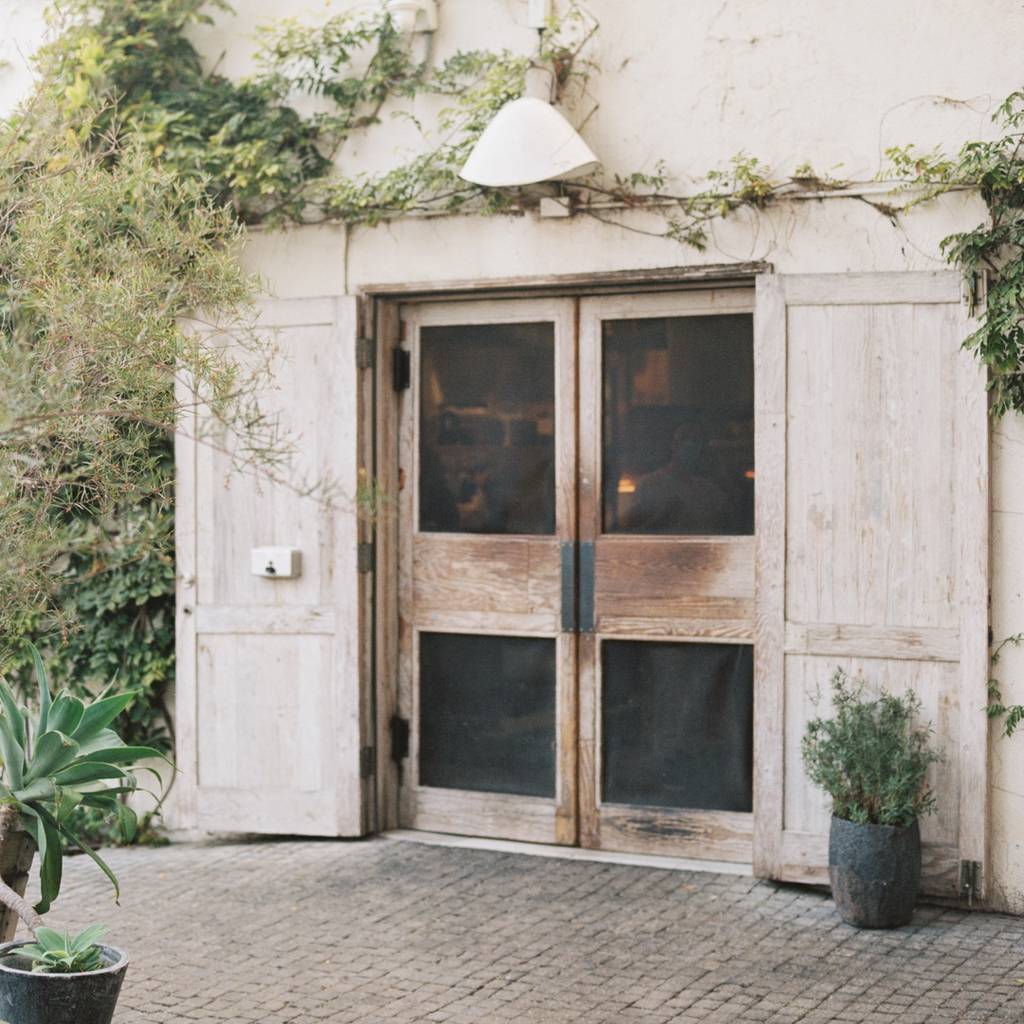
left=386, top=0, right=438, bottom=37
left=459, top=66, right=600, bottom=188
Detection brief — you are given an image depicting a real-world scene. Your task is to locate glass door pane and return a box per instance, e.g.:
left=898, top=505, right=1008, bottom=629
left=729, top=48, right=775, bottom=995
left=420, top=322, right=556, bottom=535
left=601, top=639, right=753, bottom=812
left=419, top=632, right=556, bottom=797
left=602, top=314, right=754, bottom=535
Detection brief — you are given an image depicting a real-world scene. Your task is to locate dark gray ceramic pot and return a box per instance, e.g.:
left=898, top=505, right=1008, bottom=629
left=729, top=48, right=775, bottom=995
left=0, top=942, right=128, bottom=1024
left=828, top=815, right=921, bottom=928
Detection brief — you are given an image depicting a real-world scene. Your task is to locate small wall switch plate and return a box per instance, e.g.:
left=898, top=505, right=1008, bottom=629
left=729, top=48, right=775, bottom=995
left=528, top=0, right=552, bottom=29
left=251, top=547, right=302, bottom=579
left=539, top=195, right=572, bottom=218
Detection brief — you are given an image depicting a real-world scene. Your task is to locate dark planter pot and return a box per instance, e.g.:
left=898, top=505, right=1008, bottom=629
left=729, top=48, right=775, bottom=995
left=0, top=942, right=128, bottom=1024
left=828, top=815, right=921, bottom=929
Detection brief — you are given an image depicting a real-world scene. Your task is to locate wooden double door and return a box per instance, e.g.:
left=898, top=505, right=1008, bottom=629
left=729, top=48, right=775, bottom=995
left=396, top=289, right=757, bottom=862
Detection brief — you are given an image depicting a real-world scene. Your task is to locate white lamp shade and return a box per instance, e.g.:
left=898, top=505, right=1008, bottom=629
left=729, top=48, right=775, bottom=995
left=459, top=96, right=600, bottom=187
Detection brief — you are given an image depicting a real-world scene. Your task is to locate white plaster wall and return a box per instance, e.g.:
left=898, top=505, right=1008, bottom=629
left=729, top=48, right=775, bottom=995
left=3, top=0, right=1024, bottom=910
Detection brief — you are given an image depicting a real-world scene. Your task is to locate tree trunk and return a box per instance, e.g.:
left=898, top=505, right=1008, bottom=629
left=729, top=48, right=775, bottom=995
left=0, top=806, right=36, bottom=942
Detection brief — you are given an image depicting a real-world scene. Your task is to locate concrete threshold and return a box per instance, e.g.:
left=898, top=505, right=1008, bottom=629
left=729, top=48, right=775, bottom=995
left=382, top=828, right=753, bottom=876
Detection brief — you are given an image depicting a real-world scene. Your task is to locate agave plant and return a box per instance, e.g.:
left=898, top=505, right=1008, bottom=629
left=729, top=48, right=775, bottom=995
left=16, top=925, right=109, bottom=974
left=0, top=643, right=164, bottom=915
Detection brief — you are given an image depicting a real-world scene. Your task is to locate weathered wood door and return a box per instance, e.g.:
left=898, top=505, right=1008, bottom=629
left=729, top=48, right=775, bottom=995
left=397, top=298, right=579, bottom=843
left=753, top=272, right=990, bottom=896
left=175, top=296, right=368, bottom=837
left=576, top=291, right=757, bottom=861
left=398, top=290, right=758, bottom=861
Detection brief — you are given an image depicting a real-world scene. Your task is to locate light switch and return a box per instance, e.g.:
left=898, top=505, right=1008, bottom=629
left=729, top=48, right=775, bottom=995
left=251, top=547, right=301, bottom=579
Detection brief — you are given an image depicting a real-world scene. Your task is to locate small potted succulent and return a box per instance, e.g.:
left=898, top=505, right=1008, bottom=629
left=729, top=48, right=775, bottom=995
left=0, top=643, right=163, bottom=1024
left=802, top=668, right=942, bottom=929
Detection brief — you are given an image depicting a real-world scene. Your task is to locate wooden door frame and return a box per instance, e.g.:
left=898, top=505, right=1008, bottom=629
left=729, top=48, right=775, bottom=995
left=360, top=263, right=771, bottom=835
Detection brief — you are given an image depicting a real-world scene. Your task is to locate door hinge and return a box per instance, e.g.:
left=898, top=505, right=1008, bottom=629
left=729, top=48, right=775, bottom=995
left=963, top=270, right=988, bottom=316
left=356, top=336, right=375, bottom=370
left=959, top=859, right=982, bottom=907
left=357, top=540, right=375, bottom=574
left=392, top=347, right=411, bottom=391
left=359, top=746, right=375, bottom=779
left=389, top=714, right=410, bottom=764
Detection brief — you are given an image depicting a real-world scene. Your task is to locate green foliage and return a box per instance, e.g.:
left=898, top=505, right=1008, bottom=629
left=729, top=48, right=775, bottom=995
left=6, top=436, right=175, bottom=754
left=16, top=924, right=108, bottom=974
left=63, top=805, right=168, bottom=851
left=987, top=633, right=1024, bottom=738
left=0, top=643, right=163, bottom=913
left=801, top=669, right=942, bottom=828
left=884, top=92, right=1024, bottom=417
left=35, top=0, right=331, bottom=224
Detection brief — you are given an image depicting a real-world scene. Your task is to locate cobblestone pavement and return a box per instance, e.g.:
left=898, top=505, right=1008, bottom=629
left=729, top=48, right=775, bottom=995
left=31, top=837, right=1024, bottom=1023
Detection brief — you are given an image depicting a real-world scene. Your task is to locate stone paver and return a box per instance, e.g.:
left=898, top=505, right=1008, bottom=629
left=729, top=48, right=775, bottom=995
left=28, top=837, right=1024, bottom=1023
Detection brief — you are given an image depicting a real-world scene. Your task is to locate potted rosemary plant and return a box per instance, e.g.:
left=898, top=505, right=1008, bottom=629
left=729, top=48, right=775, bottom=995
left=802, top=668, right=942, bottom=929
left=0, top=643, right=163, bottom=1024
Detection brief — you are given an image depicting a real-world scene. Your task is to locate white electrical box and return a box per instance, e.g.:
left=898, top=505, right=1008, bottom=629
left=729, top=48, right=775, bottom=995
left=251, top=547, right=302, bottom=579
left=527, top=0, right=552, bottom=29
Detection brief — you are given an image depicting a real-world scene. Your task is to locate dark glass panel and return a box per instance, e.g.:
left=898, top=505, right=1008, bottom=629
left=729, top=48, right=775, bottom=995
left=601, top=640, right=753, bottom=812
left=420, top=322, right=555, bottom=534
left=603, top=314, right=754, bottom=535
left=419, top=632, right=556, bottom=798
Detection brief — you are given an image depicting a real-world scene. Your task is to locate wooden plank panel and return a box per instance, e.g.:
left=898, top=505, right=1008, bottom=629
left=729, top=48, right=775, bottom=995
left=195, top=788, right=339, bottom=837
left=955, top=314, right=991, bottom=886
left=598, top=806, right=753, bottom=862
left=359, top=262, right=769, bottom=300
left=594, top=537, right=754, bottom=625
left=328, top=296, right=364, bottom=836
left=781, top=271, right=961, bottom=306
left=752, top=272, right=787, bottom=879
left=577, top=632, right=599, bottom=848
left=598, top=616, right=753, bottom=641
left=375, top=299, right=402, bottom=830
left=412, top=535, right=560, bottom=624
left=196, top=634, right=334, bottom=794
left=785, top=304, right=959, bottom=630
left=784, top=623, right=960, bottom=663
left=196, top=605, right=334, bottom=635
left=198, top=323, right=343, bottom=610
left=173, top=368, right=199, bottom=829
left=413, top=788, right=558, bottom=844
left=555, top=633, right=578, bottom=846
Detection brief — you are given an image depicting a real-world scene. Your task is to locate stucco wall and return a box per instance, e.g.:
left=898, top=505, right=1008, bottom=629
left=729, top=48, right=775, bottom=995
left=2, top=0, right=1023, bottom=911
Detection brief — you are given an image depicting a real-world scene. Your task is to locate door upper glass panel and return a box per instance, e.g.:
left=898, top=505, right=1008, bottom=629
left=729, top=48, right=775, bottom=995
left=602, top=314, right=754, bottom=535
left=420, top=322, right=555, bottom=534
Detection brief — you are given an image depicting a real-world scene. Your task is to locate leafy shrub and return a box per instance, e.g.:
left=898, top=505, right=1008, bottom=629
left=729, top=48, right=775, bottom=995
left=801, top=669, right=942, bottom=828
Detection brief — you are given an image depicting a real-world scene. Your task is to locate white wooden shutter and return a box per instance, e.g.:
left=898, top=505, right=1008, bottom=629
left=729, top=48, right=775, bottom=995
left=753, top=272, right=989, bottom=897
left=174, top=296, right=367, bottom=837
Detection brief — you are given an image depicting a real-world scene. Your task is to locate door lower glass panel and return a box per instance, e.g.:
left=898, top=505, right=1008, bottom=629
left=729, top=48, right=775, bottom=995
left=419, top=632, right=557, bottom=798
left=601, top=639, right=753, bottom=812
